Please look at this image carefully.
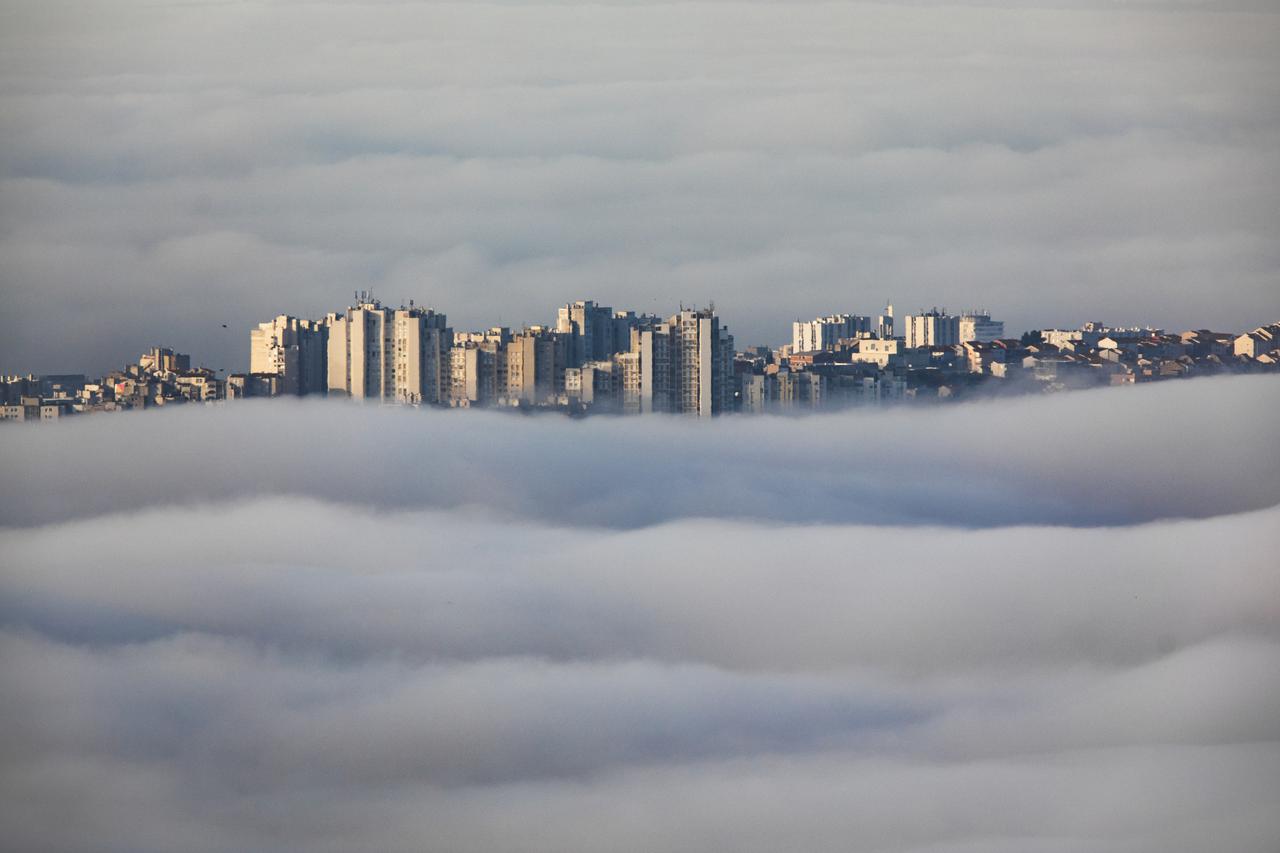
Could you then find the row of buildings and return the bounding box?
[5,300,1278,422]
[237,296,737,416]
[1,347,224,421]
[790,306,1004,353]
[736,320,1280,410]
[188,307,1280,413]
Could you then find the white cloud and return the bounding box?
[2,502,1278,851]
[3,374,1278,529]
[1,378,1278,851]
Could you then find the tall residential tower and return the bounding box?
[249,315,329,395]
[327,295,451,404]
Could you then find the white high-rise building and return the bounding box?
[618,322,673,415]
[792,314,873,353]
[249,315,328,396]
[958,312,1005,343]
[502,327,569,405]
[327,295,451,404]
[903,309,960,348]
[671,308,735,417]
[556,300,621,367]
[617,308,734,416]
[448,339,501,407]
[877,303,895,339]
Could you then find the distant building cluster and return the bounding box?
[2,346,222,422]
[4,299,1278,424]
[234,295,736,416]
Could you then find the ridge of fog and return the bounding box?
[2,375,1277,529]
[3,499,1277,673]
[1,497,1277,851]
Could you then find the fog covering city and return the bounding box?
[2,376,1278,852]
[2,0,1279,849]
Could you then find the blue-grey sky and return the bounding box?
[1,0,1278,373]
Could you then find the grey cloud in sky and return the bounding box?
[1,0,1278,372]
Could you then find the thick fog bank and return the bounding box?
[2,375,1278,530]
[1,502,1277,853]
[2,374,1277,852]
[3,499,1278,673]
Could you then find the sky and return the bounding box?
[2,376,1279,852]
[1,0,1279,374]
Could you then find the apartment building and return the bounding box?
[326,296,451,403]
[250,315,329,396]
[792,314,873,353]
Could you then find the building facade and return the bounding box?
[619,323,674,414]
[448,339,502,407]
[616,309,734,416]
[502,327,569,405]
[249,315,329,396]
[327,298,451,403]
[792,314,873,353]
[903,309,961,349]
[557,300,616,367]
[958,312,1005,344]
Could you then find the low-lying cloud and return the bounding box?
[2,377,1279,851]
[3,376,1279,530]
[2,506,1278,850]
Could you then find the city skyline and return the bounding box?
[5,291,1276,422]
[3,288,1272,378]
[5,288,1279,378]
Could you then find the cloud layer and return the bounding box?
[2,504,1278,851]
[2,377,1279,851]
[3,375,1278,530]
[2,0,1279,372]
